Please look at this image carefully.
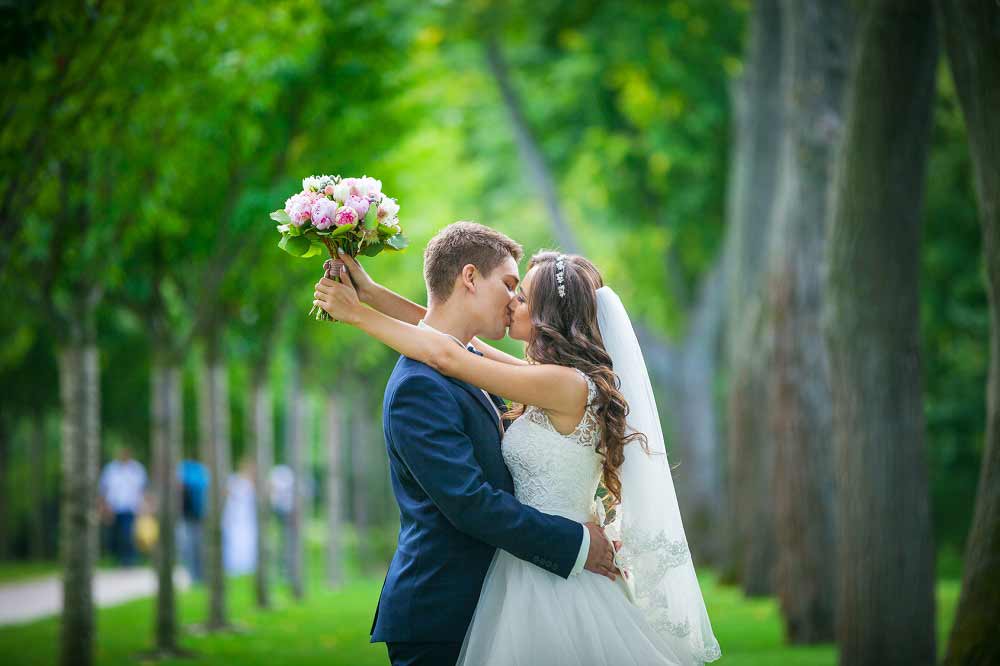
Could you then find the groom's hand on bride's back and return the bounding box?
[584,522,618,581]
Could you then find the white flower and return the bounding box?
[333,180,352,203]
[360,176,382,198]
[302,176,321,192]
[376,197,400,223]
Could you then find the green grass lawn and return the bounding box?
[0,561,961,666]
[0,560,61,585]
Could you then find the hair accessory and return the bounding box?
[555,254,567,298]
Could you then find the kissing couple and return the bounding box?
[313,221,721,666]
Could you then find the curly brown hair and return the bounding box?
[505,251,647,512]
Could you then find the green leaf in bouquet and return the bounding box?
[329,223,356,239]
[363,205,378,228]
[270,209,291,223]
[377,223,398,237]
[361,242,385,257]
[286,223,303,237]
[302,240,325,258]
[386,233,408,251]
[278,234,312,257]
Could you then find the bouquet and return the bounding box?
[270,174,407,320]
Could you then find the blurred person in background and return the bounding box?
[98,447,147,567]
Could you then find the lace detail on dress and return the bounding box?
[501,370,603,522]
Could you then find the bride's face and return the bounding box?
[507,266,537,342]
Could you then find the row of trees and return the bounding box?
[712,1,998,663]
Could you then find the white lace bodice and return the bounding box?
[502,369,602,523]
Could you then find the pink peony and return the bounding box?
[284,192,315,226]
[376,197,400,222]
[334,205,358,227]
[346,195,370,221]
[311,197,339,230]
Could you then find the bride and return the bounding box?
[314,249,721,665]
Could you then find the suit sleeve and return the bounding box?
[387,374,584,578]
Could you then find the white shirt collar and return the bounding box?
[418,320,475,352]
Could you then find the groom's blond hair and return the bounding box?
[423,221,523,303]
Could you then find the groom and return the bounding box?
[345,222,617,666]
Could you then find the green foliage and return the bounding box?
[921,66,988,553]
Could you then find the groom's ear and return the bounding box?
[459,263,478,294]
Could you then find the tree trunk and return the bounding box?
[29,409,49,560]
[199,339,230,630]
[721,0,785,595]
[767,0,852,643]
[150,360,182,653]
[824,1,938,663]
[351,385,372,569]
[58,341,100,666]
[0,414,8,561]
[325,395,344,587]
[653,263,727,566]
[937,2,1000,663]
[483,36,581,255]
[285,355,305,600]
[251,371,273,609]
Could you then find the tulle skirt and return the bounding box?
[457,549,684,666]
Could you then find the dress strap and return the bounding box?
[573,368,598,407]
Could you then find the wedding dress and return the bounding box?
[457,367,720,665]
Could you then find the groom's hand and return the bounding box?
[583,522,618,581]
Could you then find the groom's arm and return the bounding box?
[387,374,591,578]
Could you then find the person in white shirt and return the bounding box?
[99,447,147,566]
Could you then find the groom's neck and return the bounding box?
[423,302,478,346]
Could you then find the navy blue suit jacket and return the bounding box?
[370,353,584,643]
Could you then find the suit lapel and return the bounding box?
[445,376,503,436]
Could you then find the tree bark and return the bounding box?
[58,341,100,666]
[653,262,727,566]
[150,360,182,653]
[351,385,372,569]
[824,1,938,663]
[720,0,785,595]
[483,36,581,255]
[285,355,305,601]
[0,414,8,561]
[251,371,273,609]
[936,2,1000,664]
[29,409,49,560]
[767,0,852,643]
[199,338,230,630]
[325,395,344,587]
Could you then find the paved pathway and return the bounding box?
[0,567,190,626]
